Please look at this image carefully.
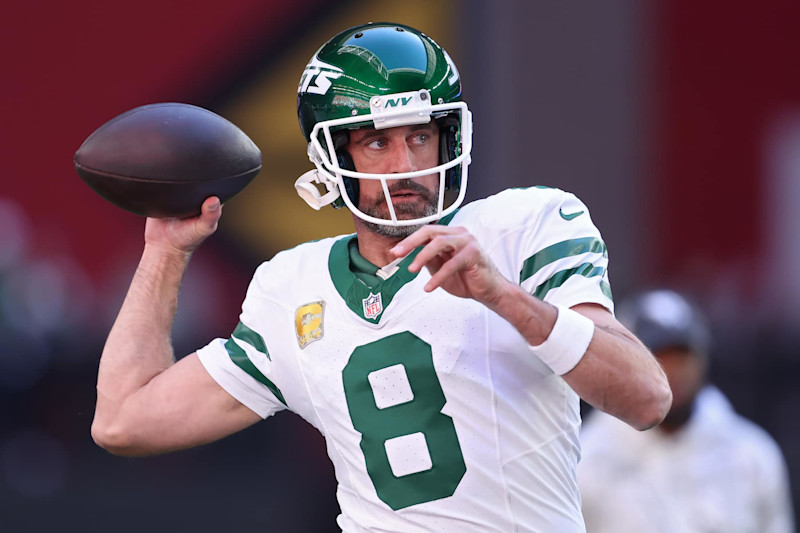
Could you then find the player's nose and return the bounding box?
[387,143,416,174]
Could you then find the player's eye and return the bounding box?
[412,132,430,145]
[366,138,386,150]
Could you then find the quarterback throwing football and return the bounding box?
[91,23,671,532]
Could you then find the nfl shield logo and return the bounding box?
[362,292,383,320]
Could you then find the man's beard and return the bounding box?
[658,397,696,433]
[358,179,439,238]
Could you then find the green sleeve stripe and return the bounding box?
[224,337,286,406]
[232,321,270,360]
[520,237,607,283]
[600,280,613,301]
[532,262,607,300]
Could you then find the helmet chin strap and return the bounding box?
[294,169,341,210]
[376,254,408,279]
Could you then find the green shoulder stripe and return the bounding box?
[520,237,606,283]
[225,326,286,406]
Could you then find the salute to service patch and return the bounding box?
[296,301,325,348]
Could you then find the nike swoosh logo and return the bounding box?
[559,208,584,221]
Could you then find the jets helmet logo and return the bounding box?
[298,56,343,96]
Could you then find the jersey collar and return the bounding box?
[328,211,458,324]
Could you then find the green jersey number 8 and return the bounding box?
[342,331,466,510]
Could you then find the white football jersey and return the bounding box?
[578,386,795,533]
[198,187,613,532]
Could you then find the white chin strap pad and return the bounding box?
[294,169,341,210]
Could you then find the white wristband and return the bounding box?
[529,306,595,375]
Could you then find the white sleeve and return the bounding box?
[197,338,286,419]
[197,262,289,419]
[516,189,614,312]
[754,435,795,533]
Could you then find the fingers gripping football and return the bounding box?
[144,197,223,256]
[392,226,511,303]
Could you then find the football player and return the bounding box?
[91,23,671,532]
[579,290,794,532]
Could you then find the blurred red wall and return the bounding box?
[1,0,315,281]
[655,0,800,291]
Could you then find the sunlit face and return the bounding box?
[344,122,440,238]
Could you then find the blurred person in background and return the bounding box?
[90,22,672,531]
[578,289,794,532]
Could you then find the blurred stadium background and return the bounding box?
[2,0,798,530]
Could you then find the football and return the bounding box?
[74,103,261,218]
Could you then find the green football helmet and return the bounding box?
[295,22,472,226]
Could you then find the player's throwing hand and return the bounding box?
[144,196,223,257]
[391,225,512,305]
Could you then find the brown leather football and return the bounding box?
[74,103,261,218]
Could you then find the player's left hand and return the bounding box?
[390,225,513,305]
